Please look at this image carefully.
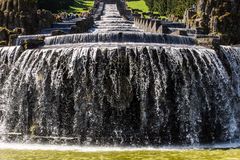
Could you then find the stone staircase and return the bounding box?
[133,15,220,47]
[15,0,105,46]
[16,16,95,45]
[41,22,76,34]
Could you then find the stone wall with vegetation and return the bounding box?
[143,0,196,17]
[185,0,240,44]
[0,0,55,34]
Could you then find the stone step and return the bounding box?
[162,22,186,28]
[63,18,84,23]
[51,22,75,28]
[41,28,71,34]
[196,35,220,46]
[168,27,196,35]
[16,34,51,45]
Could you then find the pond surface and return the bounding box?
[0,149,240,160]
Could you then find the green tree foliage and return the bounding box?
[144,0,196,17]
[37,0,74,12]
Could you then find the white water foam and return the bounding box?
[0,143,179,152]
[0,142,240,152]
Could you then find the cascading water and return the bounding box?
[0,44,240,145]
[0,2,240,147]
[16,34,51,45]
[44,4,195,46]
[0,46,23,134]
[92,4,140,32]
[44,32,196,45]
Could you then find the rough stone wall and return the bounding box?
[0,0,54,34]
[0,0,38,33]
[185,0,240,44]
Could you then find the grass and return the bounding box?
[69,0,94,13]
[126,0,149,13]
[1,149,240,160]
[126,0,167,19]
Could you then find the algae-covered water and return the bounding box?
[1,149,240,160]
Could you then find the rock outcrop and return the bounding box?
[184,0,240,44]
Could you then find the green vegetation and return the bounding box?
[1,149,240,160]
[37,0,94,13]
[69,0,94,13]
[126,0,167,19]
[144,0,196,17]
[127,0,149,13]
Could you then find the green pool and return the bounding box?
[1,149,240,160]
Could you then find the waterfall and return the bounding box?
[0,2,240,147]
[0,44,239,145]
[44,4,195,46]
[0,46,23,134]
[92,4,139,33]
[16,34,51,45]
[44,33,196,45]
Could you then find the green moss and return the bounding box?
[0,149,240,160]
[218,12,231,22]
[0,27,10,34]
[0,40,7,46]
[30,123,39,136]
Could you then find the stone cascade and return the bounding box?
[0,0,240,148]
[44,3,196,46]
[44,32,196,45]
[14,0,105,46]
[16,17,95,45]
[183,0,240,45]
[0,44,240,145]
[93,4,140,33]
[134,16,196,37]
[41,17,94,34]
[39,0,105,36]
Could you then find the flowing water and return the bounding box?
[92,4,140,33]
[0,2,240,150]
[44,4,195,45]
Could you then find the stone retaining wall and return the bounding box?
[116,0,133,20]
[134,16,192,37]
[134,17,168,34]
[91,1,104,20]
[71,17,94,33]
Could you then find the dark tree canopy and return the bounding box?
[37,0,74,12]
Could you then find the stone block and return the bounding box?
[0,27,9,41]
[171,30,188,36]
[157,25,170,34]
[51,30,66,36]
[22,39,44,49]
[8,33,18,45]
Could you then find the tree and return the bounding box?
[144,0,197,17]
[37,0,74,12]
